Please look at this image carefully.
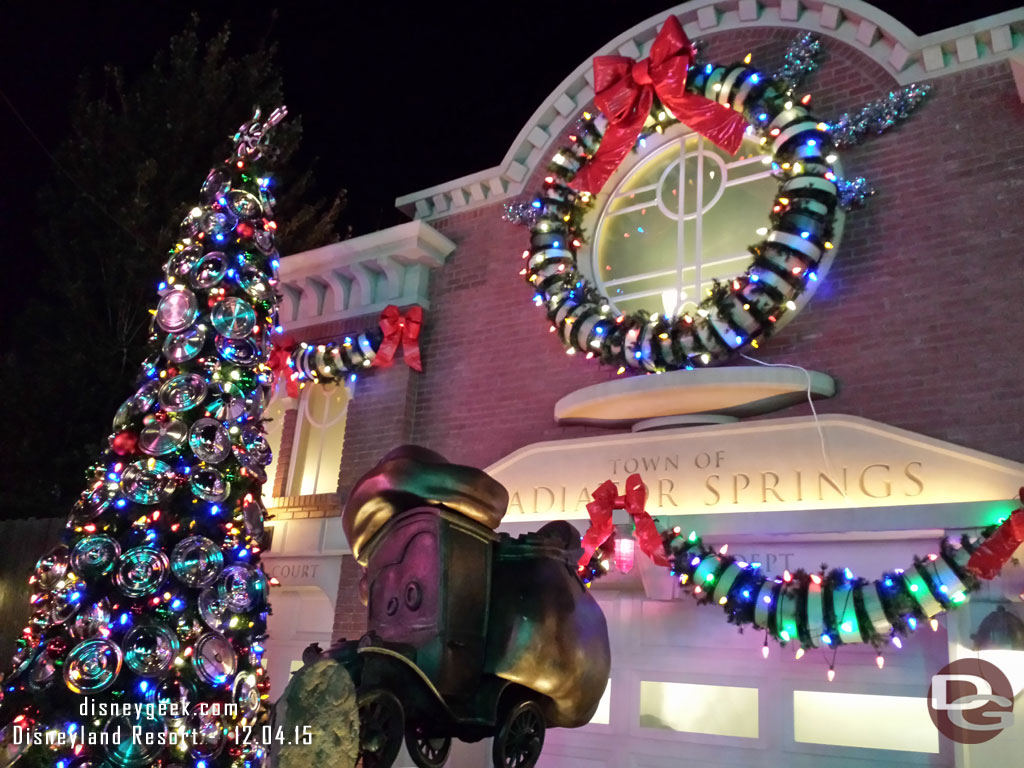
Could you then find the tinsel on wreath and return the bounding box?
[835,176,876,209]
[829,84,932,148]
[502,200,540,228]
[0,109,288,768]
[770,32,824,93]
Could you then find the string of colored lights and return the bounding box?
[581,509,1022,681]
[523,52,842,373]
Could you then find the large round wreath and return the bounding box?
[524,27,841,373]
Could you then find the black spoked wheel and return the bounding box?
[405,724,452,768]
[357,688,404,768]
[492,700,545,768]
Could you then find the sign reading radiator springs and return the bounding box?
[486,416,1024,522]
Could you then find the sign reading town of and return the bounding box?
[486,416,1024,529]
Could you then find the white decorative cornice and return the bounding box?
[395,0,1024,221]
[277,220,455,331]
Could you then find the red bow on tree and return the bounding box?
[266,336,300,398]
[967,489,1024,580]
[373,305,424,371]
[570,15,748,194]
[578,473,670,569]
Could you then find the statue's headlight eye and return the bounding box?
[405,581,422,611]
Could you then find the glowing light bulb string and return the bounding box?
[267,304,425,398]
[578,474,1024,662]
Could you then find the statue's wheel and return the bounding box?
[405,723,451,768]
[356,688,404,768]
[492,699,545,768]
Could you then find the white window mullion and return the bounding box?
[674,139,687,315]
[694,137,705,307]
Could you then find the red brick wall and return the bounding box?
[409,30,1024,466]
[325,29,1024,637]
[336,363,416,500]
[332,554,368,642]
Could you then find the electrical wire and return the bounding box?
[739,352,849,501]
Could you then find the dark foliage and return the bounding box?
[0,16,344,518]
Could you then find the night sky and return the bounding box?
[0,1,1018,517]
[2,1,1020,249]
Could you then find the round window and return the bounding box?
[589,130,780,318]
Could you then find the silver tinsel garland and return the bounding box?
[771,32,823,94]
[690,38,710,70]
[503,199,540,227]
[828,84,931,148]
[835,176,876,210]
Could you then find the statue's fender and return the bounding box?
[485,546,611,728]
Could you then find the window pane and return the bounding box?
[313,385,349,495]
[639,681,758,738]
[618,144,675,194]
[291,387,319,496]
[291,384,349,497]
[699,175,777,268]
[793,690,938,753]
[605,272,678,299]
[594,132,775,318]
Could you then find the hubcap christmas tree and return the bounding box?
[0,107,288,768]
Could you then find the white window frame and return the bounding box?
[594,132,775,316]
[285,382,351,497]
[579,123,846,332]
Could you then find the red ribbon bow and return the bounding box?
[966,488,1024,580]
[373,305,424,371]
[570,16,747,194]
[266,336,301,399]
[578,473,670,569]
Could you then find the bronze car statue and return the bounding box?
[321,445,611,768]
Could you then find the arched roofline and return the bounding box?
[396,0,1024,220]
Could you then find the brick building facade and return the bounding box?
[260,2,1024,765]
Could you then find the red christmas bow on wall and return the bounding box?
[578,473,670,569]
[265,305,425,398]
[966,489,1024,580]
[266,336,300,398]
[373,305,423,371]
[570,15,748,195]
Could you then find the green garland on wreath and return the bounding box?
[524,57,844,373]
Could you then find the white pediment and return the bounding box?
[486,415,1024,533]
[278,220,454,330]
